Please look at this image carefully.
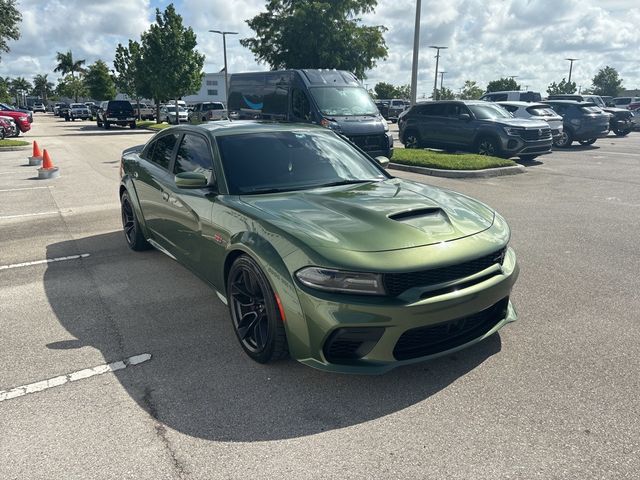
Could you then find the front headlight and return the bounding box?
[19,116,28,121]
[296,267,385,295]
[504,126,524,136]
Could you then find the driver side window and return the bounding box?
[292,89,311,121]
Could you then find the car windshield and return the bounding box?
[580,106,602,113]
[71,104,84,108]
[468,104,512,119]
[309,87,379,116]
[204,103,224,110]
[218,130,388,195]
[166,107,186,112]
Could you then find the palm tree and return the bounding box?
[9,77,32,106]
[32,74,54,102]
[54,50,86,79]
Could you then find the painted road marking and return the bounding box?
[0,211,59,220]
[0,353,152,402]
[0,253,90,271]
[0,186,51,193]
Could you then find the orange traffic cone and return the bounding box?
[37,149,60,179]
[28,140,44,166]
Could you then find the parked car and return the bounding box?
[0,103,33,123]
[188,102,227,123]
[631,109,640,130]
[53,102,66,116]
[546,94,633,136]
[375,100,390,119]
[399,100,552,160]
[57,104,71,118]
[96,100,137,129]
[0,116,16,139]
[0,110,30,135]
[159,105,188,124]
[480,91,542,102]
[497,101,564,142]
[130,102,155,121]
[32,103,46,113]
[119,121,519,373]
[65,103,91,121]
[610,97,640,108]
[543,100,610,147]
[228,69,393,159]
[387,98,410,121]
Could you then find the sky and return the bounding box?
[1,0,639,97]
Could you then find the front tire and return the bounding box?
[130,122,136,129]
[613,128,630,137]
[120,191,151,251]
[227,255,288,364]
[476,136,501,156]
[403,131,421,149]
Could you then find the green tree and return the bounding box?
[460,80,483,100]
[486,77,520,93]
[241,0,387,79]
[546,78,577,95]
[590,66,623,97]
[56,75,87,102]
[137,4,204,123]
[434,87,455,100]
[374,82,397,99]
[0,0,21,62]
[0,76,12,102]
[32,74,54,102]
[395,84,411,99]
[84,60,116,101]
[54,50,86,79]
[9,76,31,106]
[114,40,143,118]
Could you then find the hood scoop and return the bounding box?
[389,208,442,221]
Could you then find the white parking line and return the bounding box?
[0,211,59,220]
[0,253,90,270]
[0,353,152,402]
[0,186,51,193]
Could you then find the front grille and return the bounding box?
[324,327,385,364]
[349,134,386,151]
[393,297,509,360]
[382,248,505,297]
[521,128,551,140]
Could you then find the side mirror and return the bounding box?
[459,113,471,121]
[374,156,390,168]
[175,172,209,188]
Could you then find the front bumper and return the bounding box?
[500,134,553,156]
[287,245,518,374]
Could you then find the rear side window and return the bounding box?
[108,101,133,112]
[520,92,542,102]
[527,106,556,116]
[420,103,447,116]
[483,93,508,102]
[149,133,179,170]
[174,134,214,176]
[501,105,518,113]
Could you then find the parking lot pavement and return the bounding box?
[1,115,639,479]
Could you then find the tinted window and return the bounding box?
[149,133,178,170]
[292,89,311,120]
[468,104,512,119]
[548,104,566,114]
[520,92,542,102]
[309,87,378,116]
[501,105,518,113]
[218,131,387,194]
[421,103,447,116]
[527,106,556,116]
[108,101,133,112]
[174,134,214,176]
[484,94,508,102]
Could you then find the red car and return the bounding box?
[0,109,31,135]
[628,102,640,111]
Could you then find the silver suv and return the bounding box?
[398,100,553,160]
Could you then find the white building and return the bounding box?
[183,72,227,105]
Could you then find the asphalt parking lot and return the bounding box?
[1,115,639,479]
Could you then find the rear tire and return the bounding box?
[120,191,151,251]
[227,255,289,364]
[613,128,630,137]
[554,129,573,148]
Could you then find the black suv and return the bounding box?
[398,100,552,160]
[547,94,633,137]
[543,100,610,147]
[96,100,136,129]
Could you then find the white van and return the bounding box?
[480,91,542,102]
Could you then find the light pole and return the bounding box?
[209,30,238,109]
[439,71,446,91]
[566,58,578,84]
[429,45,447,100]
[410,0,422,105]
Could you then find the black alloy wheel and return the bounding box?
[403,131,420,149]
[120,191,151,251]
[227,255,288,363]
[578,138,597,146]
[553,129,573,148]
[477,136,500,156]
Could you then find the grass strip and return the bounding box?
[392,148,517,170]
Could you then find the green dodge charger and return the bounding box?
[119,121,519,374]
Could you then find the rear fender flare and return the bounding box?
[119,176,150,239]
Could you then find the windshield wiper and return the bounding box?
[311,179,380,189]
[241,185,312,195]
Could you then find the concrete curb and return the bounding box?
[0,145,31,152]
[389,162,526,179]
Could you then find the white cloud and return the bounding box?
[1,0,638,95]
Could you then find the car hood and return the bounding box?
[239,178,495,252]
[326,115,388,135]
[484,117,550,129]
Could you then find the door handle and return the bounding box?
[162,192,169,201]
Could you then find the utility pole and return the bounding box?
[410,0,421,105]
[439,71,446,91]
[209,30,238,110]
[566,58,578,84]
[430,46,447,100]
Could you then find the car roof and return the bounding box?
[413,100,486,106]
[542,100,595,105]
[165,120,326,137]
[497,101,549,107]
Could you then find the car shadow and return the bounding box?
[43,231,503,442]
[514,158,544,167]
[564,144,601,151]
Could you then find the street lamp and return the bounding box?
[429,46,447,100]
[566,58,578,84]
[209,30,238,109]
[409,0,422,105]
